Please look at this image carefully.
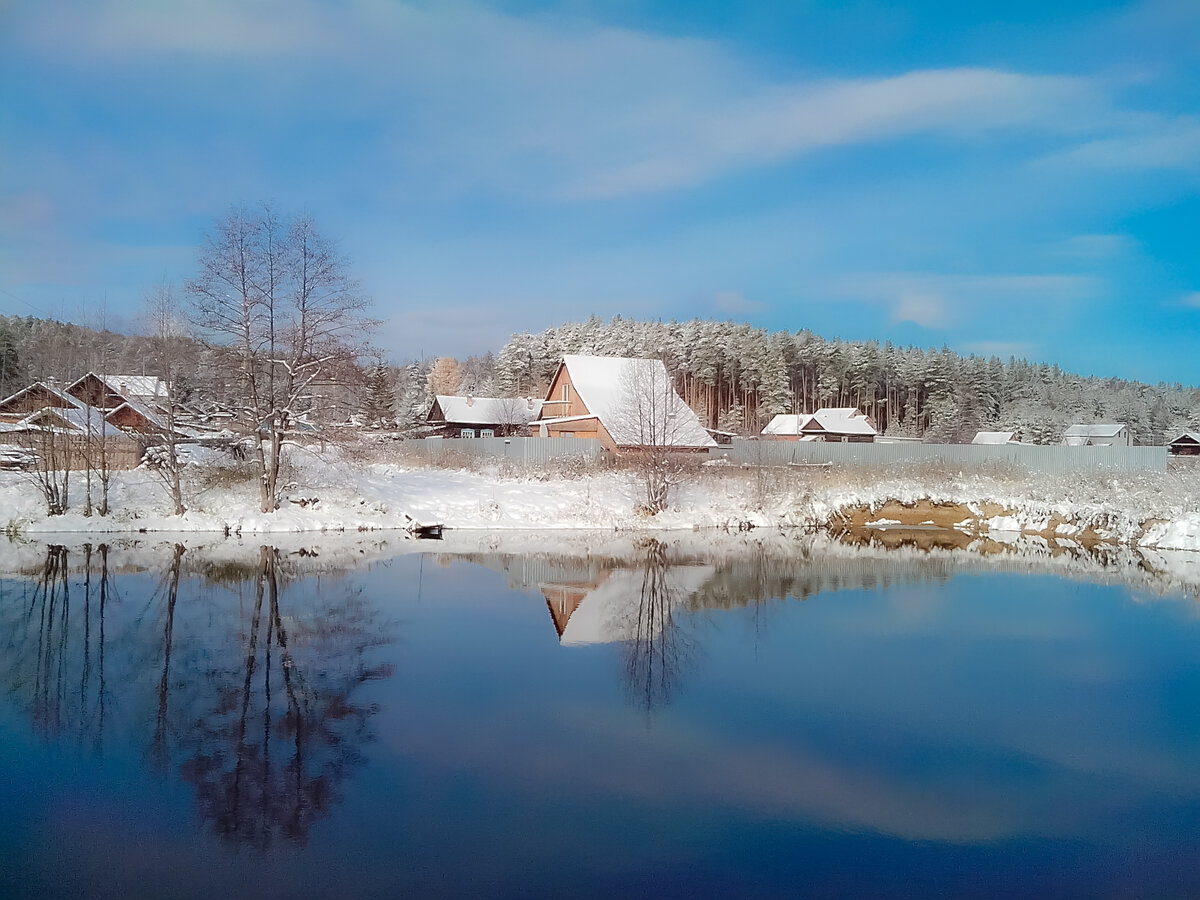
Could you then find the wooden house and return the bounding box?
[1169,432,1200,456]
[0,382,83,423]
[761,408,877,443]
[426,395,544,438]
[0,405,142,469]
[534,355,714,452]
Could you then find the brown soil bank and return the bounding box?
[829,498,1119,548]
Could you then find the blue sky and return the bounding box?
[1,1,1199,381]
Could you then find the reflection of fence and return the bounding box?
[423,435,602,464]
[729,439,1167,474]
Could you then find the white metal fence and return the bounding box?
[423,435,602,464]
[727,439,1167,474]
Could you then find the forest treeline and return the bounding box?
[4,313,1198,445]
[491,316,1200,444]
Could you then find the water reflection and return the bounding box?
[3,531,1200,897]
[0,542,392,850]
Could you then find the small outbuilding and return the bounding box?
[1169,432,1200,456]
[1062,423,1131,447]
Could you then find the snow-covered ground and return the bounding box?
[1,446,1198,553]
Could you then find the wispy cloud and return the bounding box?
[1037,117,1200,170]
[833,273,1098,331]
[712,291,764,315]
[6,1,1153,201]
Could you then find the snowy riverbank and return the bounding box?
[1,449,1199,552]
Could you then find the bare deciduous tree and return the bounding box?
[617,359,696,515]
[493,395,535,436]
[144,283,188,515]
[188,206,373,512]
[18,418,76,515]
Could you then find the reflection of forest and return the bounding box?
[449,534,1200,714]
[0,544,392,849]
[457,532,1200,627]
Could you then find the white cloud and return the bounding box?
[712,291,764,315]
[1037,117,1200,171]
[834,273,1098,331]
[892,291,948,329]
[9,1,1141,200]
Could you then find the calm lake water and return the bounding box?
[3,533,1200,899]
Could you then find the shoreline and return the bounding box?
[3,460,1199,553]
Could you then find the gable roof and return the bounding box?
[552,355,714,447]
[18,406,125,438]
[1169,432,1200,445]
[108,397,168,430]
[972,431,1017,444]
[0,382,85,415]
[806,407,877,436]
[762,414,812,435]
[1064,423,1126,437]
[105,374,167,399]
[432,395,543,426]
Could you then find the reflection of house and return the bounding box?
[534,355,714,452]
[1169,432,1200,456]
[761,408,877,443]
[539,565,714,645]
[1062,423,1131,447]
[972,431,1022,445]
[426,395,544,438]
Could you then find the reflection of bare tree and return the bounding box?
[622,540,695,716]
[179,546,391,849]
[0,542,392,850]
[151,543,185,772]
[0,544,111,750]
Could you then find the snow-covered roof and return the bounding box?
[109,397,168,430]
[807,407,878,436]
[972,431,1017,445]
[104,374,167,399]
[762,414,812,435]
[433,395,543,426]
[20,406,126,438]
[0,382,85,413]
[555,355,715,448]
[1064,423,1126,437]
[1170,432,1200,445]
[558,565,715,646]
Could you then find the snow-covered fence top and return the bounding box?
[424,435,602,464]
[729,439,1167,474]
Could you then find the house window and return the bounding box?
[461,428,475,439]
[480,428,494,438]
[561,383,570,402]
